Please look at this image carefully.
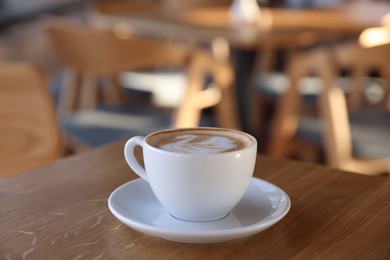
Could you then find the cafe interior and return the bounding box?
[2,0,390,258]
[1,0,389,177]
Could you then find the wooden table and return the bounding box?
[90,1,390,48]
[1,139,390,259]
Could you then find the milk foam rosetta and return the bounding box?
[149,130,251,154]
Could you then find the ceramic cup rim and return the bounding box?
[143,127,257,156]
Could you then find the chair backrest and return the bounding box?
[45,21,188,74]
[0,63,62,178]
[331,42,390,110]
[269,41,390,175]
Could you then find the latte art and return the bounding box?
[160,134,238,154]
[147,129,252,154]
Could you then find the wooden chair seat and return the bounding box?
[296,108,390,159]
[255,73,387,104]
[119,69,187,108]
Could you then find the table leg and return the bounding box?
[231,48,260,136]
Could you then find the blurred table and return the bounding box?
[90,1,390,48]
[1,139,390,258]
[0,0,91,26]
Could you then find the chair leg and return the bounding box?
[102,73,124,106]
[382,67,390,112]
[215,82,241,130]
[267,79,300,158]
[62,133,92,155]
[289,140,322,163]
[213,57,241,130]
[173,95,201,128]
[57,69,81,117]
[79,72,98,110]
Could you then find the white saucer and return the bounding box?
[108,177,291,243]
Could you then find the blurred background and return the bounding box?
[1,0,390,177]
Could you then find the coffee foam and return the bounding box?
[148,129,252,154]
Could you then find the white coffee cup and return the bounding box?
[124,127,257,222]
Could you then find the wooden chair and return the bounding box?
[268,41,390,175]
[251,30,354,150]
[44,21,240,151]
[0,63,62,178]
[45,20,188,114]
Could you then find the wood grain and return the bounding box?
[1,140,389,259]
[0,63,62,178]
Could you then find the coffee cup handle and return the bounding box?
[124,136,149,182]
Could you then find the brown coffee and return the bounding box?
[147,128,252,154]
